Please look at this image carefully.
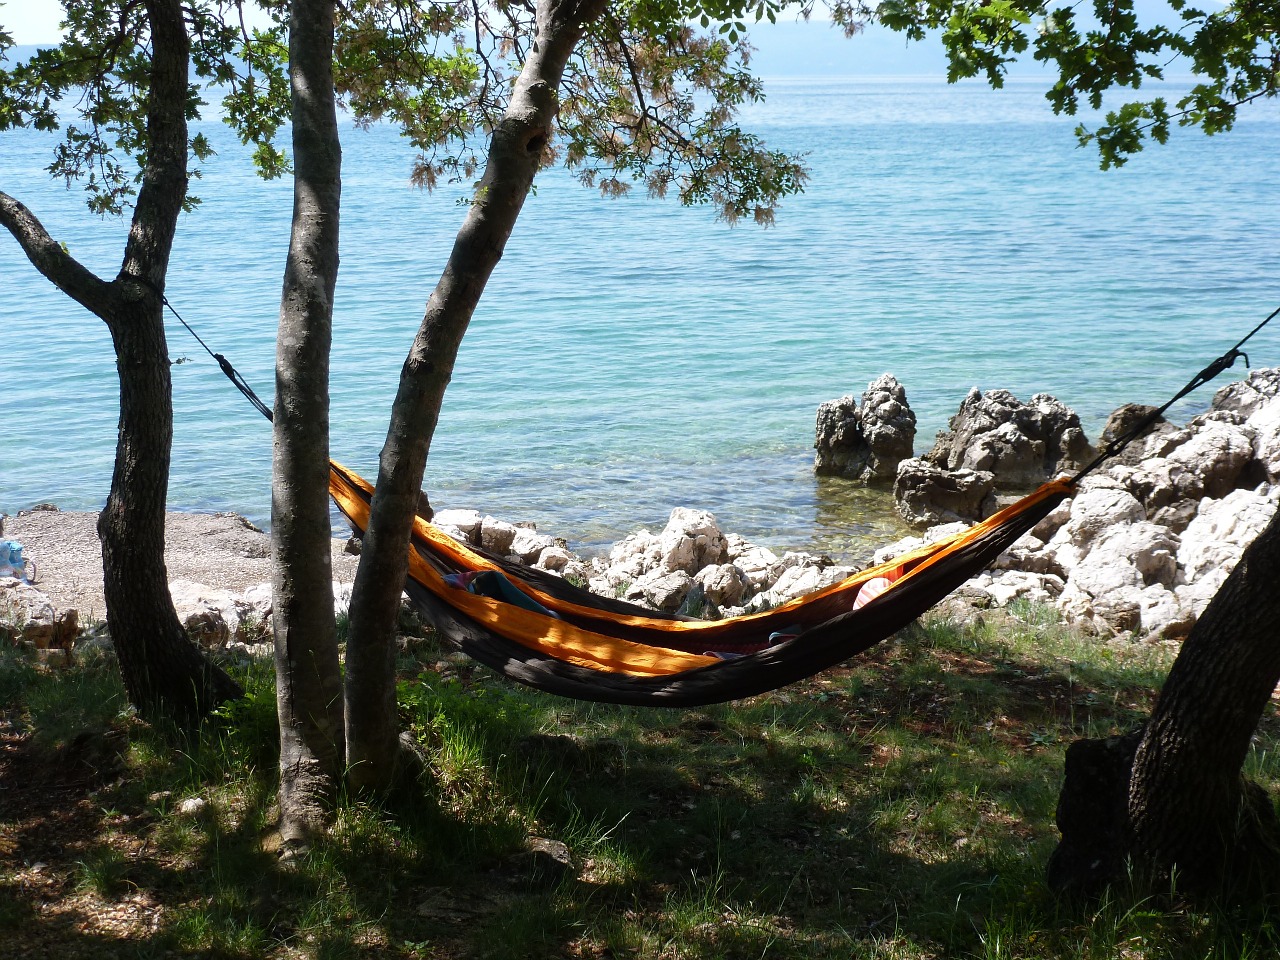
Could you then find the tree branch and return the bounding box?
[0,191,112,316]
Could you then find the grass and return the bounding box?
[2,604,1279,959]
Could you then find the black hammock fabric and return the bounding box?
[329,462,1072,707]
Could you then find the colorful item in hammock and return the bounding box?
[852,573,901,610]
[444,569,561,619]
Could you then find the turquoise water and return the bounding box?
[3,77,1279,560]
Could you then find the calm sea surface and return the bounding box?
[3,77,1279,562]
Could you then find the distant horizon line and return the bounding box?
[2,44,1207,84]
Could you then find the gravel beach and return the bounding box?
[3,508,360,620]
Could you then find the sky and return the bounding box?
[1,0,954,77]
[2,0,1200,78]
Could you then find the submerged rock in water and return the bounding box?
[893,458,996,527]
[814,373,916,484]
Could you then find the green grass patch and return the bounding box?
[2,610,1276,959]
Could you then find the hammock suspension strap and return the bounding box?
[1071,303,1279,483]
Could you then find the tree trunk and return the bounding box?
[343,0,608,792]
[271,0,345,845]
[1048,505,1280,901]
[99,290,244,726]
[2,0,242,727]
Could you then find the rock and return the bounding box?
[814,374,916,483]
[872,521,969,565]
[627,571,693,612]
[169,579,274,647]
[894,458,996,526]
[959,570,1065,607]
[535,546,575,572]
[656,508,728,574]
[725,535,779,591]
[692,563,750,608]
[992,535,1067,578]
[509,527,556,565]
[1163,416,1255,500]
[813,394,860,475]
[1067,521,1179,596]
[434,522,469,545]
[1245,393,1280,484]
[433,509,483,543]
[765,563,824,603]
[925,388,1093,488]
[1177,487,1279,594]
[1043,479,1145,573]
[560,559,593,586]
[480,516,518,555]
[0,581,80,650]
[509,837,576,889]
[177,796,210,818]
[1137,585,1196,641]
[1212,366,1280,418]
[1095,403,1174,466]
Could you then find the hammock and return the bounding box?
[329,461,1072,706]
[163,285,1276,707]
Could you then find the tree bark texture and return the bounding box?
[2,0,242,726]
[1049,505,1280,901]
[343,0,608,792]
[272,0,345,843]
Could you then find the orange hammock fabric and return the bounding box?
[329,462,1072,705]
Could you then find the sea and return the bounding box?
[3,71,1280,564]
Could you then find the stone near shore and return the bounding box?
[893,459,996,526]
[923,388,1094,489]
[895,368,1280,639]
[6,368,1278,657]
[814,374,916,484]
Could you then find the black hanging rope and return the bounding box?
[123,273,275,423]
[1071,303,1280,483]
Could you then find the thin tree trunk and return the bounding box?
[343,0,608,792]
[272,0,345,845]
[1049,505,1280,900]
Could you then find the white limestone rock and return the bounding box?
[656,508,728,574]
[480,516,519,555]
[1044,479,1146,573]
[510,527,557,565]
[693,563,750,608]
[959,571,1064,607]
[1212,367,1280,418]
[630,570,693,612]
[536,546,575,573]
[726,534,780,591]
[433,509,483,543]
[1177,487,1279,584]
[1246,397,1280,483]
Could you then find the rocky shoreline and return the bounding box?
[3,368,1278,655]
[816,366,1280,640]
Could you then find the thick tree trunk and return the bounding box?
[3,0,242,727]
[343,0,608,791]
[271,0,345,845]
[99,291,244,726]
[1048,505,1280,901]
